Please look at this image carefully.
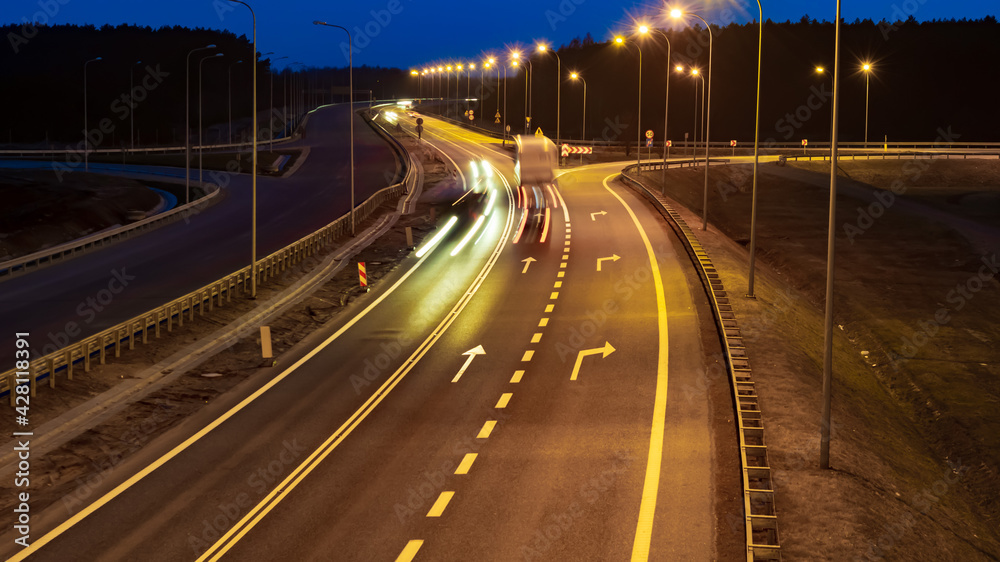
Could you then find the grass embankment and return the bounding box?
[634,158,1000,559]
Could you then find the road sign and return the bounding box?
[526,116,531,123]
[505,125,511,133]
[561,144,593,157]
[469,110,474,116]
[495,117,500,124]
[416,117,424,125]
[666,140,672,147]
[645,129,654,139]
[358,262,367,289]
[470,115,474,121]
[801,139,808,146]
[535,127,544,137]
[495,111,501,119]
[646,139,653,147]
[730,140,737,147]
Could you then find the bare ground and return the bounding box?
[0,169,164,261]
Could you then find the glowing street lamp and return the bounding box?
[314,20,356,239]
[614,35,643,168]
[671,7,714,231]
[862,62,873,145]
[637,23,674,189]
[569,72,587,156]
[537,43,561,145]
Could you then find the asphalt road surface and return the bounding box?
[1,113,740,560]
[0,103,398,368]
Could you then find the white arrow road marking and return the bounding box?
[452,345,486,382]
[521,257,536,273]
[596,254,620,271]
[590,211,607,221]
[570,342,616,380]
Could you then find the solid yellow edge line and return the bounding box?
[600,174,670,562]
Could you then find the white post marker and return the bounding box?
[570,342,616,380]
[596,254,620,271]
[452,345,486,383]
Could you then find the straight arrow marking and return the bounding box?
[452,345,486,383]
[570,342,616,380]
[521,257,536,273]
[596,254,621,271]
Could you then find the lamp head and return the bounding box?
[638,25,649,34]
[670,8,683,18]
[570,72,579,79]
[614,36,624,45]
[313,20,326,25]
[537,44,547,52]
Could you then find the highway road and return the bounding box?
[1,113,742,560]
[0,103,398,367]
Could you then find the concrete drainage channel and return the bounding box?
[620,163,781,561]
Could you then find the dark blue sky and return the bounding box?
[5,0,995,69]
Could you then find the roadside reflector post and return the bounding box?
[260,326,273,359]
[406,226,414,248]
[359,261,368,292]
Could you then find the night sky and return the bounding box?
[4,0,995,70]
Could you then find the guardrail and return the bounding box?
[620,162,780,561]
[1,119,413,402]
[0,182,222,281]
[776,151,1000,163]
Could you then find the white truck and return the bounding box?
[513,135,558,189]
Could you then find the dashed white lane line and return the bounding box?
[495,393,512,408]
[477,420,497,438]
[426,491,455,517]
[455,453,478,475]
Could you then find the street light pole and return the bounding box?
[614,36,642,169]
[537,44,561,145]
[820,0,843,471]
[83,56,102,172]
[314,21,356,236]
[570,72,586,160]
[673,9,713,230]
[640,26,672,191]
[185,44,215,203]
[199,53,224,184]
[226,0,257,298]
[747,0,765,298]
[863,63,871,145]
